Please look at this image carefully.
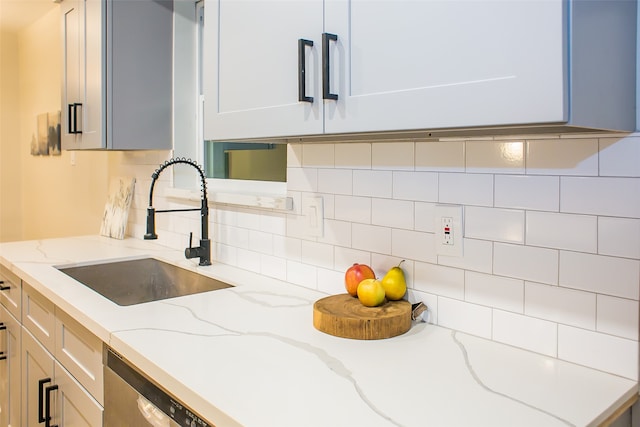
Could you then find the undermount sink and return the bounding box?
[57,258,233,306]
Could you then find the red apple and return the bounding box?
[344,263,376,297]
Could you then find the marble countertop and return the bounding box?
[0,236,637,427]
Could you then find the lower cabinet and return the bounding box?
[0,303,21,427]
[22,321,103,427]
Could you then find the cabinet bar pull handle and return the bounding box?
[38,378,52,423]
[298,39,314,103]
[73,103,83,134]
[0,323,6,330]
[45,384,59,427]
[0,280,8,291]
[322,33,338,100]
[67,104,74,134]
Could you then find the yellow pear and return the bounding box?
[381,260,407,301]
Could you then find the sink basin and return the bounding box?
[57,258,233,306]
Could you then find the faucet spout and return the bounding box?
[144,158,211,266]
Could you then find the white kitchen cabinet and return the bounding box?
[203,0,636,141]
[0,266,21,321]
[22,328,54,427]
[21,283,103,426]
[203,0,324,140]
[0,304,21,427]
[60,0,174,150]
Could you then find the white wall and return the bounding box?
[0,8,110,242]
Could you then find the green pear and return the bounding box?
[381,260,407,301]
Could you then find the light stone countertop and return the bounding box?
[0,235,637,427]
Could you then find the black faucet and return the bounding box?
[144,157,211,266]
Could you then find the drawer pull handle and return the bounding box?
[0,352,6,361]
[38,378,52,423]
[45,384,59,427]
[298,38,314,103]
[0,281,9,291]
[322,32,338,100]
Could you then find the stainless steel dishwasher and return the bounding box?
[104,346,213,427]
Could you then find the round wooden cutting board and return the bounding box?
[313,293,412,340]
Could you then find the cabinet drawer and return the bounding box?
[0,265,21,320]
[22,282,55,352]
[55,309,104,404]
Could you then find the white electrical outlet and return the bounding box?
[434,205,463,257]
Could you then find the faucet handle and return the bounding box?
[188,232,193,249]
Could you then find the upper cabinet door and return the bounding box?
[323,0,565,134]
[203,0,324,141]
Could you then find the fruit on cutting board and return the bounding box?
[344,263,376,297]
[357,278,386,307]
[381,260,407,301]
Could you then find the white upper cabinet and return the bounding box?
[61,0,174,150]
[204,0,324,140]
[203,0,636,141]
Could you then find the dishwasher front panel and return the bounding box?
[104,348,213,427]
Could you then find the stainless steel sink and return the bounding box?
[57,258,233,306]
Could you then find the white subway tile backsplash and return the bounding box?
[526,212,597,253]
[465,271,523,313]
[318,169,353,195]
[598,217,640,259]
[492,310,557,357]
[287,167,318,192]
[392,171,438,202]
[372,198,414,230]
[558,325,638,379]
[494,243,558,285]
[599,136,640,177]
[596,295,639,340]
[286,260,318,289]
[524,282,596,330]
[353,170,393,198]
[335,143,372,169]
[559,251,640,299]
[438,173,493,207]
[259,211,287,236]
[302,143,334,167]
[414,262,464,300]
[465,141,524,174]
[561,177,640,218]
[438,238,493,274]
[526,138,599,176]
[236,248,261,273]
[135,134,640,379]
[301,240,334,270]
[334,195,371,223]
[414,202,436,233]
[495,175,559,211]
[273,235,301,261]
[317,219,351,248]
[465,206,524,244]
[372,142,414,170]
[438,297,492,339]
[415,140,464,172]
[352,223,392,255]
[317,267,346,295]
[248,230,273,255]
[391,229,436,263]
[334,246,371,273]
[260,254,287,281]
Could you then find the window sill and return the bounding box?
[164,187,294,211]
